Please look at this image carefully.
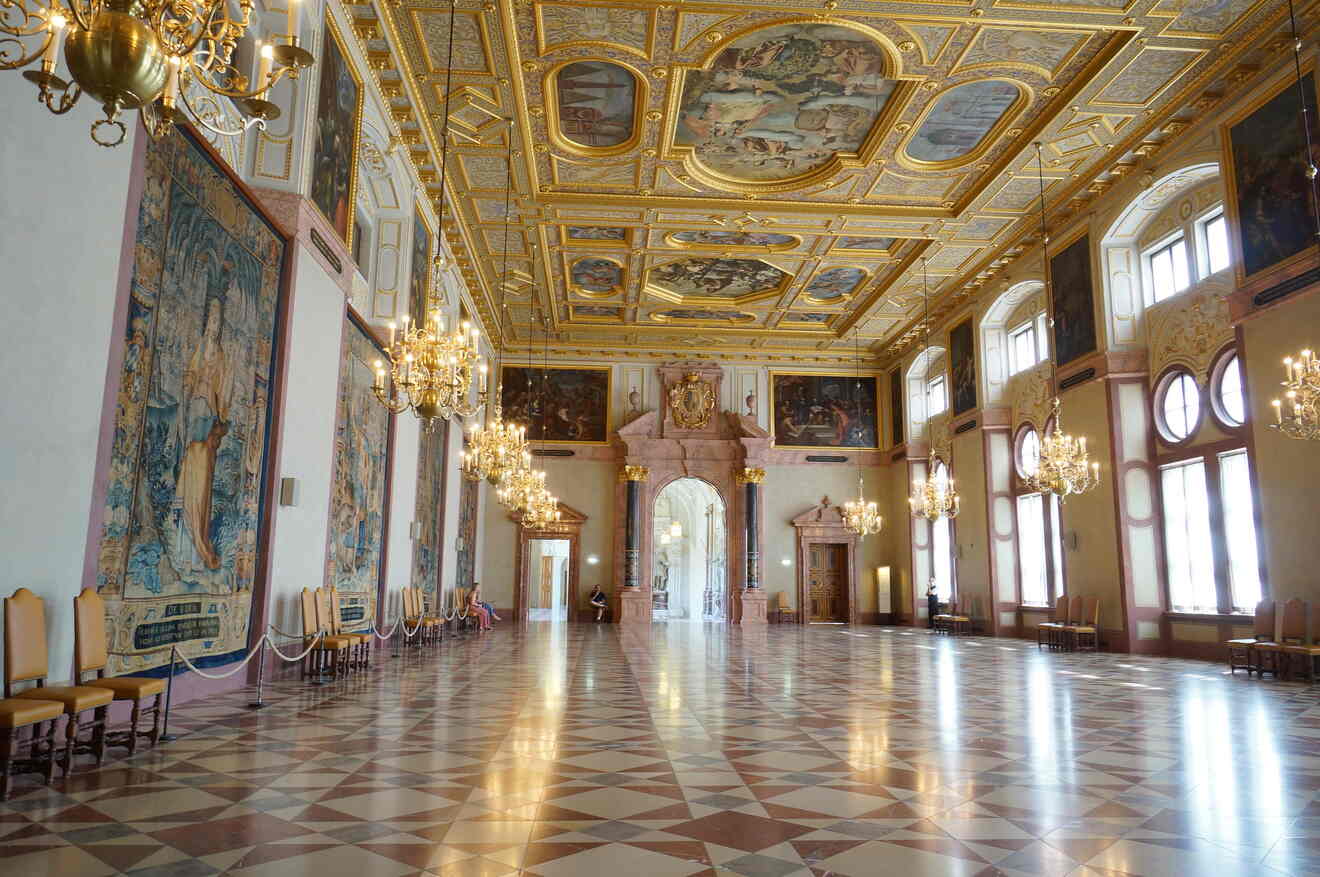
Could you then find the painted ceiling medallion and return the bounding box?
[804,266,867,301]
[569,257,624,295]
[905,80,1023,166]
[652,308,757,324]
[674,22,898,184]
[669,230,798,250]
[648,257,789,302]
[551,60,642,154]
[668,373,718,429]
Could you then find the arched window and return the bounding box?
[1156,370,1201,444]
[930,460,954,602]
[1211,349,1246,428]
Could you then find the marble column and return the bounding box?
[734,467,767,624]
[617,465,650,626]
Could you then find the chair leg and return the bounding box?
[149,693,163,747]
[93,706,108,766]
[127,700,141,757]
[1,727,13,802]
[62,713,77,776]
[41,720,57,785]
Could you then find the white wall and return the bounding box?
[0,77,134,683]
[385,416,421,620]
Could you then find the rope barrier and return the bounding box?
[171,632,324,679]
[266,624,306,641]
[267,633,328,664]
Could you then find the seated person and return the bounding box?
[467,585,492,631]
[588,585,608,622]
[472,582,501,622]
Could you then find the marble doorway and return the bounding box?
[651,477,727,622]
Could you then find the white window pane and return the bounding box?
[1206,214,1231,274]
[927,376,946,415]
[1048,494,1065,599]
[1017,494,1047,605]
[1162,460,1217,612]
[1161,373,1200,440]
[1036,314,1049,361]
[1219,450,1262,611]
[1151,247,1174,302]
[932,516,952,602]
[1171,238,1190,292]
[1218,354,1245,425]
[1019,428,1040,478]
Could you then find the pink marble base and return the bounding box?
[734,589,768,625]
[616,589,651,627]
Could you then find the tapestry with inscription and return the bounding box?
[412,420,446,602]
[95,129,287,675]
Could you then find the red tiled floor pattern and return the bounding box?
[2,623,1320,875]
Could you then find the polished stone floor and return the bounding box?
[2,623,1320,876]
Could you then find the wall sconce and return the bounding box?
[781,557,792,567]
[586,554,599,565]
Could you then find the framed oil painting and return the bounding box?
[408,200,432,323]
[1049,233,1097,367]
[500,365,611,443]
[889,366,904,447]
[325,309,393,625]
[94,128,288,675]
[310,11,363,249]
[771,373,879,449]
[949,317,977,415]
[412,420,446,602]
[1224,71,1320,281]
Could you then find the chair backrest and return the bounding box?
[328,588,345,635]
[1253,599,1276,640]
[73,588,110,674]
[1278,598,1308,643]
[300,588,318,636]
[1082,596,1100,627]
[1067,595,1085,625]
[4,587,48,687]
[1050,595,1067,622]
[314,588,335,634]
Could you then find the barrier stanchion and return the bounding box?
[159,645,179,742]
[247,637,268,710]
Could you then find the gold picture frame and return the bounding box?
[499,363,613,445]
[769,370,880,450]
[309,9,363,253]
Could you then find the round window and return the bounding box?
[1016,426,1040,479]
[1157,371,1201,443]
[1212,351,1246,427]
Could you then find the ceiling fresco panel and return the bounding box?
[647,257,790,302]
[535,2,655,58]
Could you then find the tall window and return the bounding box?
[1219,450,1262,609]
[1147,235,1191,304]
[1161,459,1217,612]
[927,375,947,416]
[1008,313,1049,375]
[1202,211,1230,275]
[930,461,953,601]
[1014,425,1064,606]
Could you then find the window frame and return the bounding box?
[1208,344,1247,431]
[1153,367,1204,447]
[1195,206,1231,278]
[1010,423,1065,608]
[926,374,948,417]
[1142,231,1191,306]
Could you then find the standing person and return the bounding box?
[467,586,492,631]
[588,585,608,622]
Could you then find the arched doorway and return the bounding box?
[651,478,727,621]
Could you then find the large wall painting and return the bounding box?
[1226,74,1320,279]
[771,373,878,449]
[412,420,446,602]
[906,81,1020,165]
[95,129,288,675]
[500,365,611,443]
[407,201,432,323]
[1050,234,1098,367]
[889,365,904,447]
[455,476,479,592]
[553,60,640,151]
[649,257,788,300]
[675,22,898,183]
[949,317,977,415]
[325,311,392,625]
[310,12,363,248]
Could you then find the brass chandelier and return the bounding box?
[517,305,559,530]
[909,258,961,522]
[3,0,314,146]
[842,329,882,538]
[461,130,531,482]
[1025,142,1099,499]
[1269,0,1320,442]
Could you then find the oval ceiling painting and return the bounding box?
[570,257,623,294]
[554,60,639,151]
[906,81,1021,165]
[804,266,866,301]
[671,230,797,249]
[675,23,897,183]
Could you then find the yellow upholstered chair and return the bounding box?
[1282,605,1320,683]
[328,587,371,669]
[1037,596,1067,650]
[4,588,113,775]
[73,588,165,756]
[300,588,352,680]
[932,599,957,635]
[0,697,63,800]
[1255,598,1307,679]
[1225,600,1276,676]
[408,587,441,646]
[949,598,972,636]
[1062,596,1101,652]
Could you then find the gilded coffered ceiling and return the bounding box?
[343,0,1296,363]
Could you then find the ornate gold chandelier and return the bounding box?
[1271,349,1320,440]
[520,485,560,530]
[494,452,544,511]
[842,328,882,538]
[3,0,313,146]
[371,311,487,430]
[1027,142,1100,499]
[909,258,961,522]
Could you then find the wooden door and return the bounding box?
[808,543,848,622]
[538,556,554,608]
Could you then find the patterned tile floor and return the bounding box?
[3,623,1320,876]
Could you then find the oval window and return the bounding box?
[1017,426,1040,479]
[1212,351,1246,427]
[906,81,1021,164]
[1157,371,1201,442]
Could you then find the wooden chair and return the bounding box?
[1062,596,1101,652]
[932,599,954,634]
[1037,596,1067,650]
[454,588,477,634]
[1225,600,1276,676]
[401,587,422,647]
[415,588,443,646]
[1282,605,1320,683]
[4,588,113,776]
[1056,595,1084,651]
[328,587,371,669]
[948,598,972,636]
[1254,598,1307,680]
[0,697,62,800]
[73,588,165,756]
[300,588,352,680]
